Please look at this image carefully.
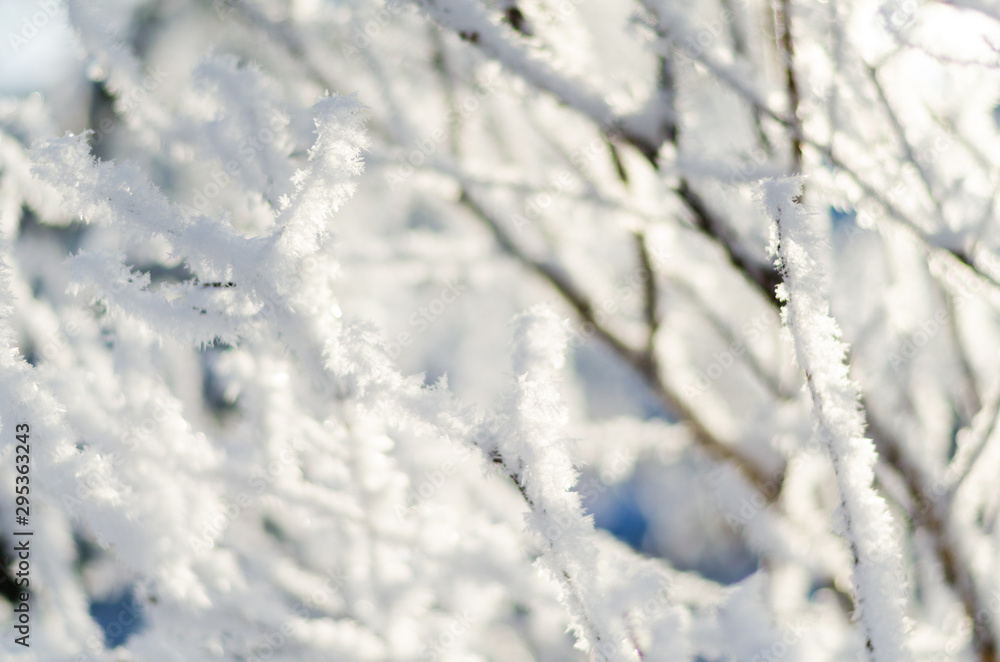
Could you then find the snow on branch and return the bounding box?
[760,178,912,662]
[27,93,368,353]
[272,94,369,259]
[28,133,267,341]
[409,0,617,128]
[473,305,689,662]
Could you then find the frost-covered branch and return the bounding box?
[763,178,912,662]
[475,306,690,661]
[3,1,1000,659]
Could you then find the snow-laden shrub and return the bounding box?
[2,0,1000,660]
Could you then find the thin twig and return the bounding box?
[457,185,782,498]
[864,402,999,662]
[668,276,793,400]
[635,232,661,355]
[865,65,945,221]
[774,0,802,171]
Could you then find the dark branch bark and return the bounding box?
[774,0,802,171]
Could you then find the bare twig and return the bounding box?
[635,232,662,354]
[774,0,802,171]
[668,276,793,400]
[865,65,945,221]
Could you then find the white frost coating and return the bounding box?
[488,306,630,659]
[479,306,690,662]
[272,94,369,259]
[410,0,617,127]
[28,93,368,355]
[15,86,595,661]
[7,1,999,658]
[761,178,912,662]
